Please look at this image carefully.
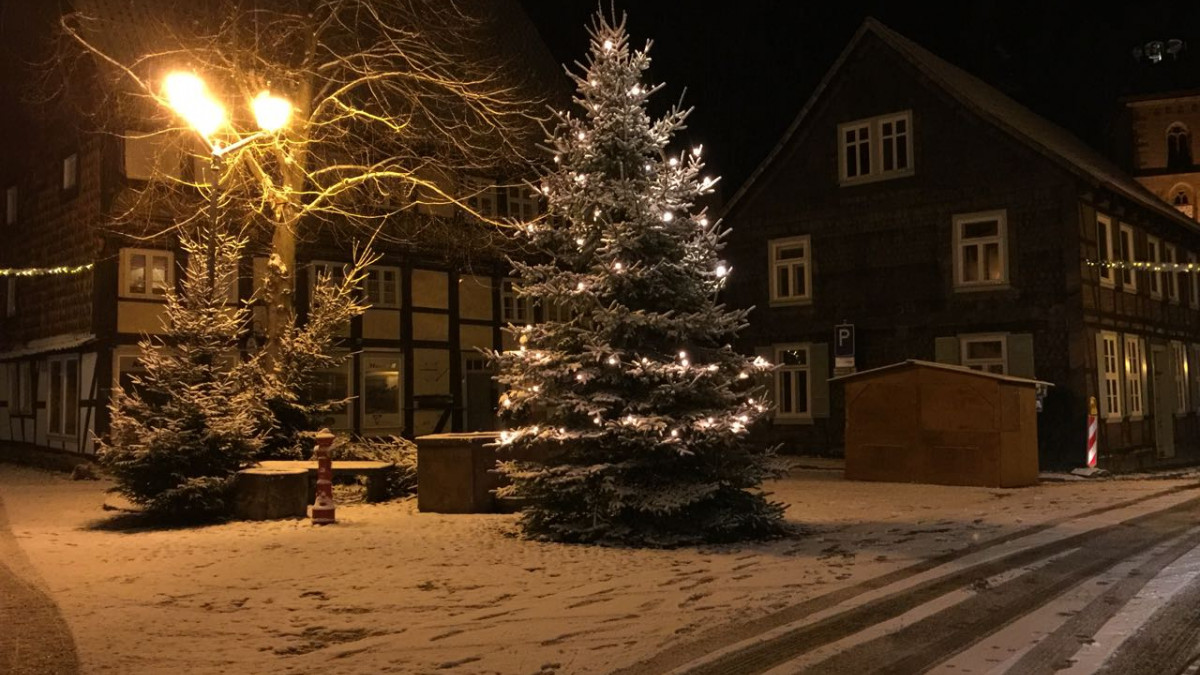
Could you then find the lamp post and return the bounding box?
[163,72,291,290]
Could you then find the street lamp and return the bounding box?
[162,71,292,288]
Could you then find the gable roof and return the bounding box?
[829,359,1053,387]
[724,18,1197,231]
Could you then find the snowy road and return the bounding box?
[623,486,1200,675]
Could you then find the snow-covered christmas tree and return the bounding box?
[100,230,263,522]
[493,12,786,546]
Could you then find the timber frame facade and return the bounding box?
[0,1,560,457]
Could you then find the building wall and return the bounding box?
[1127,95,1200,172]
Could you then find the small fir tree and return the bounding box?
[252,248,376,459]
[493,13,786,546]
[100,230,264,522]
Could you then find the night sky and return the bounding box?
[518,1,1200,201]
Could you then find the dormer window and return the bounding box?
[1167,123,1192,169]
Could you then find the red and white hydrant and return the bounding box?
[311,428,336,524]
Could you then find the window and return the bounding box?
[48,356,79,436]
[5,185,16,225]
[505,185,539,221]
[1146,236,1162,299]
[1124,335,1146,418]
[120,248,173,299]
[1173,340,1189,414]
[768,235,812,303]
[541,298,575,323]
[953,210,1008,288]
[305,358,351,430]
[1168,123,1192,169]
[363,266,400,309]
[501,279,530,323]
[62,153,79,192]
[838,111,913,183]
[774,345,810,419]
[362,352,402,428]
[1099,332,1122,420]
[1190,252,1200,309]
[5,278,14,318]
[1171,184,1195,219]
[1118,224,1137,292]
[1166,244,1180,303]
[9,362,32,415]
[462,176,497,219]
[309,261,349,307]
[960,335,1007,374]
[1097,214,1115,288]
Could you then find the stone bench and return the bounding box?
[256,460,395,503]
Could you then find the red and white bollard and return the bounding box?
[311,429,336,525]
[1086,396,1098,469]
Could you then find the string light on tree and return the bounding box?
[490,11,785,546]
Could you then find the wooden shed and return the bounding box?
[833,360,1049,488]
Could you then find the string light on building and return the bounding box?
[0,263,94,277]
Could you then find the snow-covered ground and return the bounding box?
[1,463,1194,675]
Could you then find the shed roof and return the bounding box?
[724,18,1196,231]
[829,359,1054,387]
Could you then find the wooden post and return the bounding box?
[311,428,336,524]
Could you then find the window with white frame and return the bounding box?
[1097,214,1115,287]
[838,111,913,183]
[1173,340,1189,414]
[960,334,1007,374]
[1147,235,1162,299]
[120,248,173,299]
[768,235,812,303]
[1118,224,1137,292]
[501,279,530,323]
[5,185,16,225]
[505,185,539,221]
[1099,332,1122,419]
[309,261,349,308]
[462,176,497,219]
[47,356,79,436]
[774,345,810,419]
[363,266,400,309]
[1166,244,1180,302]
[62,153,78,192]
[953,210,1007,288]
[1190,252,1200,309]
[1124,335,1145,418]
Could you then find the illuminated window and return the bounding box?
[953,210,1007,288]
[121,248,173,299]
[768,235,812,303]
[960,335,1007,374]
[774,345,810,419]
[1099,332,1122,420]
[838,111,913,183]
[1124,335,1145,418]
[1173,340,1189,414]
